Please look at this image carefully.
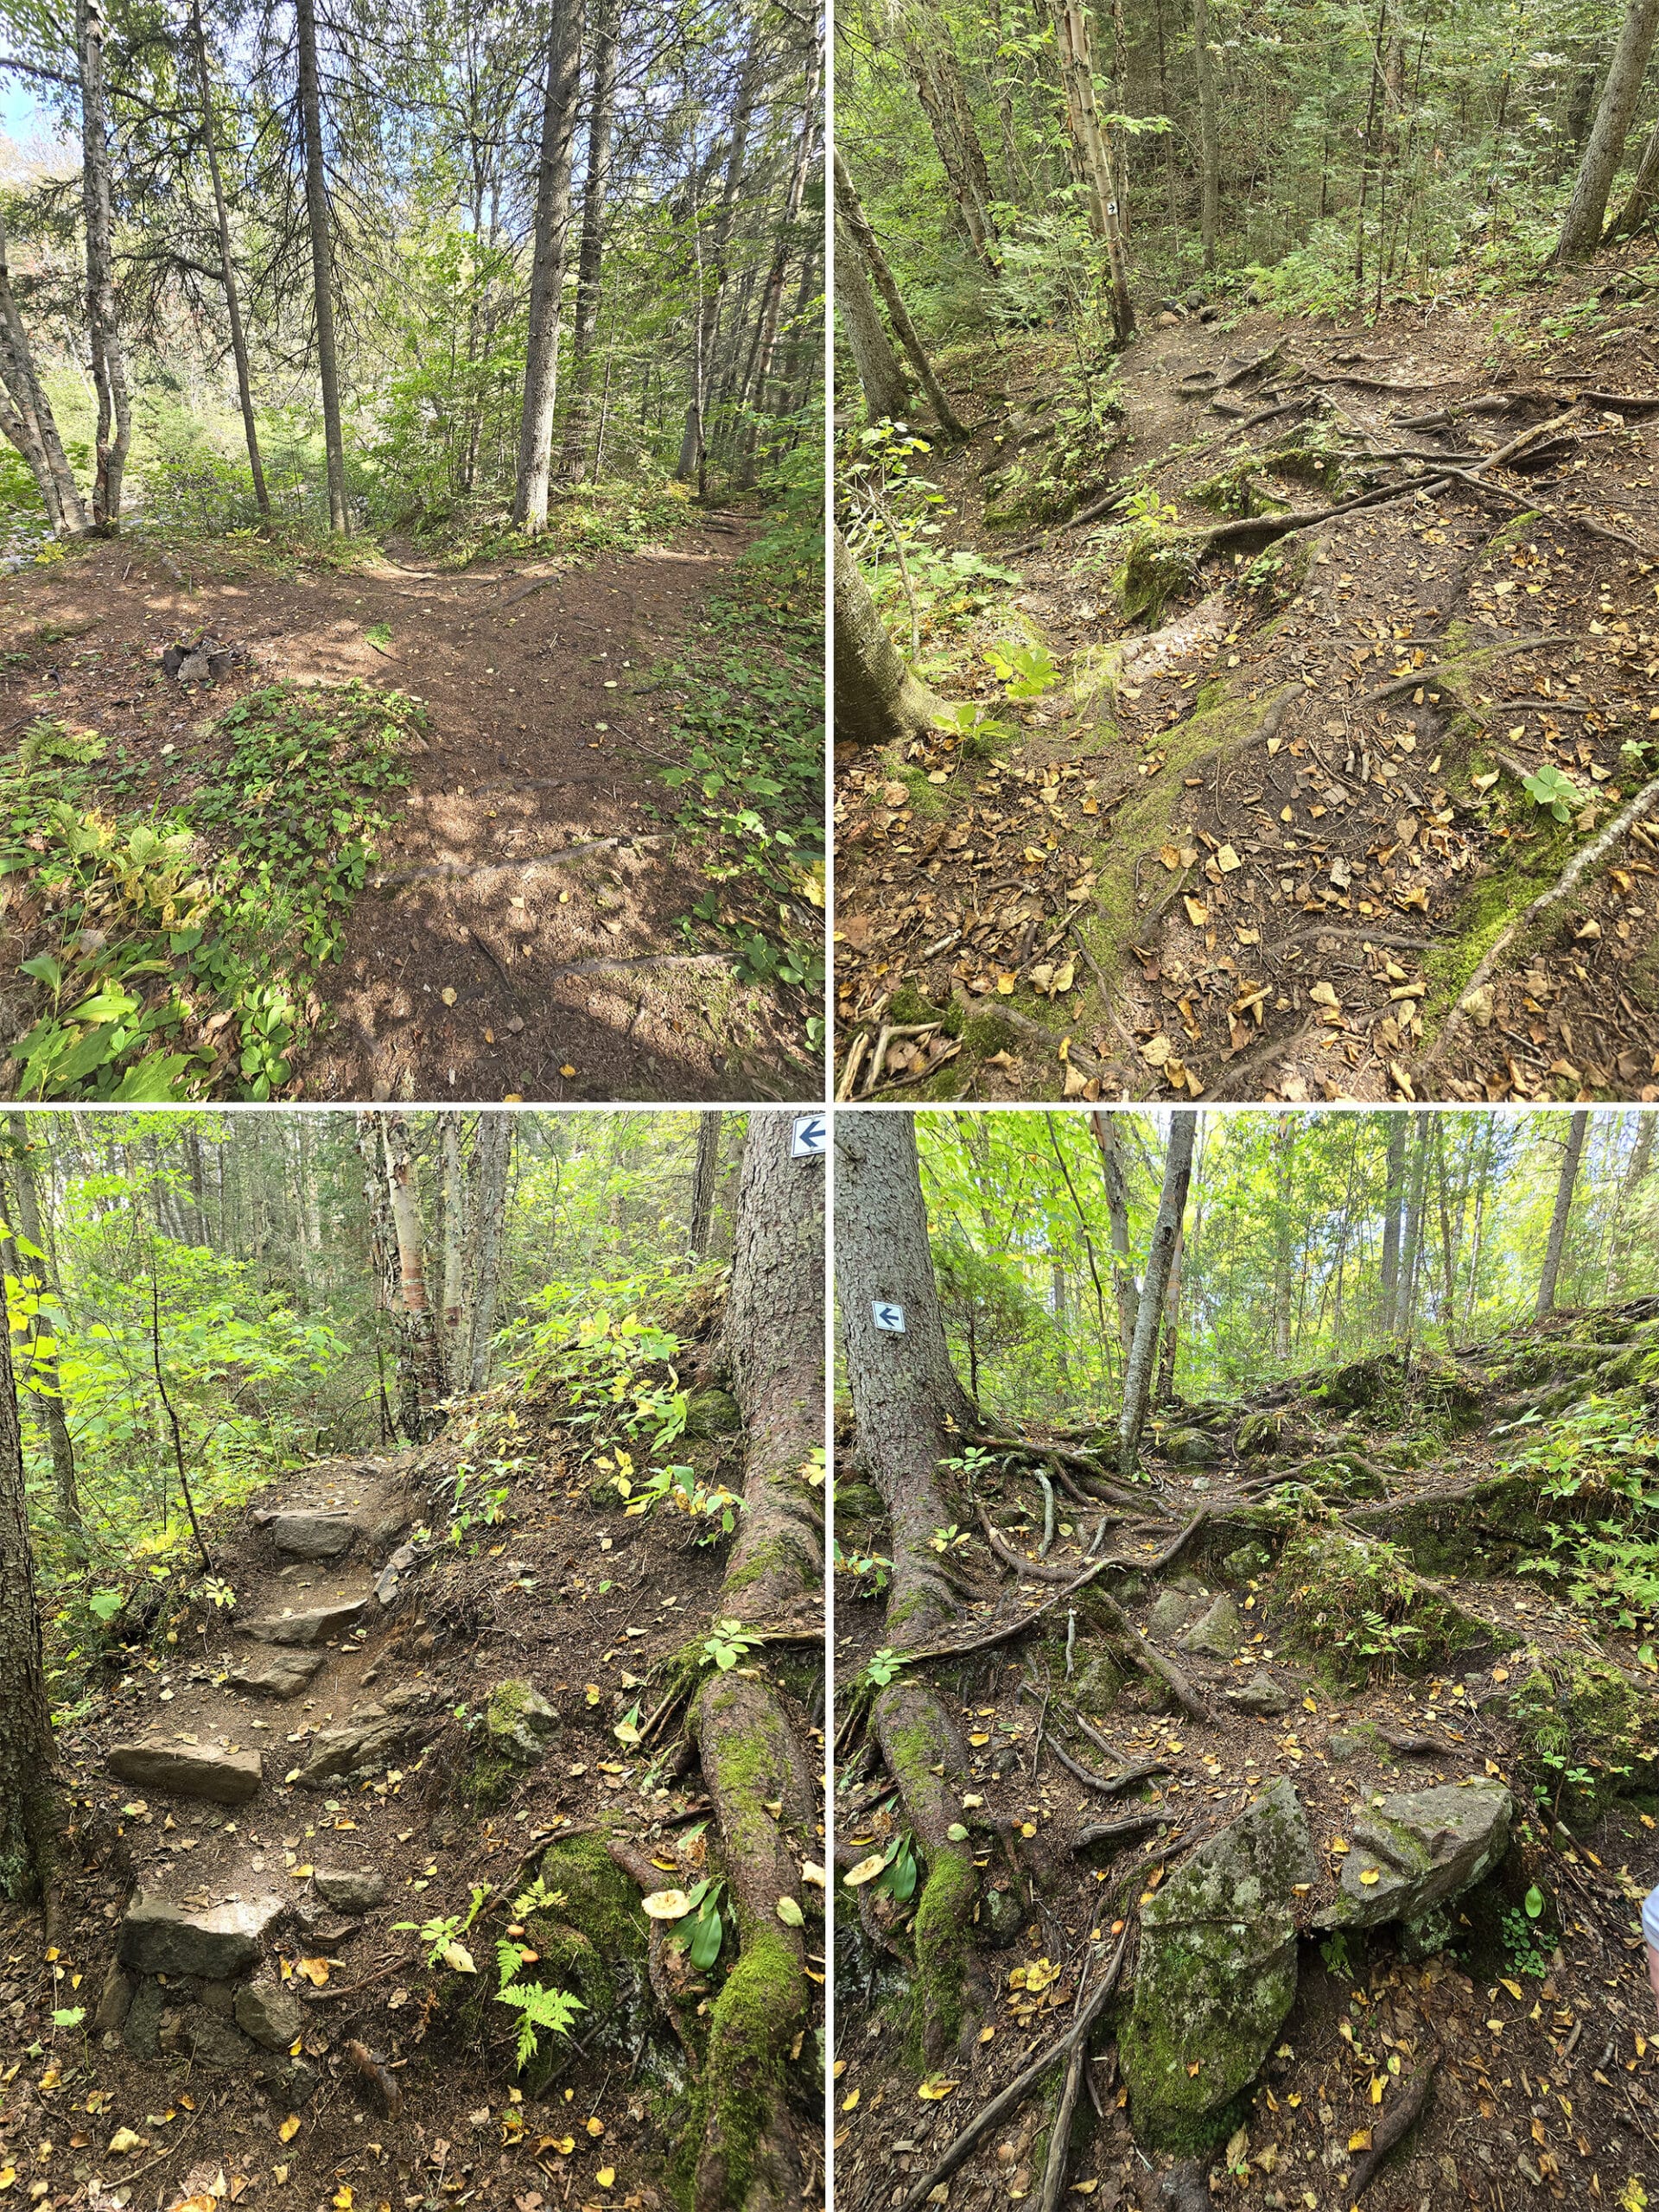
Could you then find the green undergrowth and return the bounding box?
[424,479,699,570]
[652,519,825,1051]
[2,679,422,1099]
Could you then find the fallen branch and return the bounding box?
[979,1503,1084,1586]
[1087,1586,1222,1727]
[1346,2054,1435,2201]
[1351,633,1582,710]
[1046,1732,1170,1798]
[1071,1810,1173,1849]
[1036,2037,1085,2212]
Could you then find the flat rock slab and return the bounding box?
[243,1598,367,1646]
[107,1738,262,1803]
[293,1712,425,1787]
[228,1649,327,1700]
[263,1510,358,1560]
[1317,1779,1513,1941]
[314,1867,386,1912]
[119,1891,286,1978]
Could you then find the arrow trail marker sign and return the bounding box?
[873,1301,906,1333]
[792,1115,826,1159]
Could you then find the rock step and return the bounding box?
[118,1889,285,1977]
[242,1596,368,1646]
[106,1738,262,1804]
[228,1648,327,1700]
[256,1508,359,1560]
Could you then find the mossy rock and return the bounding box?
[683,1389,741,1440]
[1415,1357,1484,1433]
[510,1827,654,2089]
[1191,459,1288,518]
[1235,1412,1281,1457]
[1272,1521,1489,1681]
[1219,1542,1273,1585]
[1313,1355,1401,1412]
[1070,1649,1128,1713]
[1508,1648,1657,1824]
[1261,442,1342,491]
[1352,1471,1566,1580]
[1163,1426,1224,1468]
[1111,525,1201,624]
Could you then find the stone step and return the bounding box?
[118,1889,286,1977]
[106,1738,263,1804]
[242,1596,368,1646]
[227,1649,327,1700]
[257,1508,359,1560]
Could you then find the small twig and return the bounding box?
[150,1270,212,1573]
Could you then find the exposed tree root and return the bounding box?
[871,1676,982,2064]
[1084,1585,1222,1726]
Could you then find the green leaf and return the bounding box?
[689,1904,723,1968]
[1523,1885,1545,1920]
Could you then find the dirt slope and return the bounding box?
[834,1298,1659,2210]
[0,524,814,1102]
[835,252,1659,1103]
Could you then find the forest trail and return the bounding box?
[1,523,813,1103]
[835,258,1659,1105]
[834,1294,1659,2209]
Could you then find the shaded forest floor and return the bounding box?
[835,244,1659,1103]
[0,1308,826,2209]
[0,515,823,1103]
[834,1296,1659,2210]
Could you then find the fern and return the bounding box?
[496,1972,585,2070]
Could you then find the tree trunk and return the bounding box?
[1396,1116,1429,1337]
[832,150,967,440]
[1191,0,1221,267]
[1049,0,1136,340]
[1555,0,1659,260]
[372,1113,442,1437]
[76,0,130,531]
[1606,113,1659,239]
[1117,1111,1195,1479]
[1380,1114,1406,1327]
[834,528,941,749]
[1606,1112,1656,1293]
[466,1110,512,1392]
[190,0,270,522]
[0,1305,54,1905]
[3,1117,78,1535]
[834,1111,978,1643]
[738,48,822,427]
[296,0,349,531]
[1272,1114,1294,1362]
[1088,1109,1139,1359]
[835,216,910,421]
[1536,1110,1589,1318]
[0,211,90,536]
[514,0,585,531]
[690,1111,722,1258]
[557,0,617,480]
[439,1115,469,1392]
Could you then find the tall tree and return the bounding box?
[834,215,910,422]
[1395,1115,1430,1336]
[1536,1109,1589,1317]
[1190,0,1221,267]
[1555,0,1659,259]
[0,211,90,536]
[0,1306,54,1907]
[558,0,619,480]
[834,525,944,747]
[690,1110,722,1257]
[73,0,130,530]
[1048,0,1135,340]
[3,1116,78,1536]
[1117,1110,1195,1478]
[189,0,271,524]
[1089,1108,1140,1358]
[466,1110,512,1392]
[833,149,966,439]
[514,0,585,531]
[295,0,349,531]
[1380,1116,1407,1326]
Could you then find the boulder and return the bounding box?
[1121,1779,1319,2152]
[1163,1427,1223,1467]
[121,1975,168,2057]
[314,1867,385,1913]
[1147,1591,1203,1640]
[161,2004,259,2069]
[1224,1672,1293,1718]
[234,1973,304,2050]
[228,1649,326,1700]
[1221,1543,1274,1585]
[292,1712,420,1787]
[1178,1595,1243,1660]
[264,1510,357,1560]
[486,1679,562,1764]
[1316,1781,1513,1952]
[106,1738,262,1804]
[375,1541,417,1607]
[1235,1413,1281,1457]
[118,1891,286,1979]
[243,1599,367,1646]
[1071,1652,1127,1713]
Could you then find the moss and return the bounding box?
[677,1924,804,2212]
[683,1389,741,1440]
[1272,1519,1488,1681]
[1260,442,1342,490]
[1509,1649,1656,1824]
[1110,525,1202,623]
[912,1847,977,2058]
[1191,458,1289,518]
[889,982,941,1025]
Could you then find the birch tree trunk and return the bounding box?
[466,1110,512,1392]
[1049,0,1136,340]
[1272,1114,1294,1362]
[190,0,270,522]
[514,0,585,531]
[3,1117,78,1535]
[1536,1110,1589,1318]
[1555,0,1659,259]
[76,0,130,531]
[558,0,618,481]
[0,1310,54,1905]
[1117,1110,1195,1479]
[832,150,967,439]
[834,527,942,748]
[296,0,349,531]
[1191,0,1221,267]
[0,212,90,536]
[1088,1108,1139,1359]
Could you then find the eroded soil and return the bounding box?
[0,523,818,1103]
[833,1299,1659,2210]
[835,251,1659,1103]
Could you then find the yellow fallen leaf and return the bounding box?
[295,1956,330,1986]
[842,2090,860,2112]
[642,1890,692,1920]
[596,2171,615,2190]
[586,2119,605,2138]
[1359,1867,1381,1886]
[0,2170,17,2192]
[1216,844,1241,872]
[843,1854,887,1887]
[109,2128,147,2155]
[1500,1978,1524,2001]
[1349,2130,1373,2152]
[918,2080,958,2101]
[278,2116,301,2144]
[440,988,456,1006]
[335,2190,354,2210]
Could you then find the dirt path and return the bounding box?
[1,523,816,1101]
[835,256,1659,1103]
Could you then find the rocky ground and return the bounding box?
[834,246,1659,1103]
[0,1306,825,2211]
[833,1296,1659,2209]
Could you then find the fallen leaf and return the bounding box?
[109,2129,147,2156]
[278,2116,301,2144]
[843,1855,887,1887]
[643,1890,691,1920]
[917,2081,958,2101]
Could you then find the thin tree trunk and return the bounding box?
[1606,1113,1656,1293]
[1088,1109,1139,1359]
[1272,1115,1294,1362]
[1536,1110,1589,1318]
[1191,0,1221,267]
[376,1114,442,1437]
[1395,1116,1429,1338]
[0,212,90,535]
[1606,114,1659,238]
[1555,0,1659,260]
[690,1112,722,1258]
[1049,0,1136,340]
[76,0,130,531]
[836,217,910,420]
[832,150,966,440]
[190,0,270,522]
[3,1118,78,1535]
[558,0,617,480]
[0,1306,54,1906]
[296,0,348,531]
[514,0,585,531]
[440,1115,468,1392]
[466,1111,512,1392]
[1380,1114,1406,1328]
[740,49,822,427]
[834,527,940,748]
[1117,1112,1196,1479]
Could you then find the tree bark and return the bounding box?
[835,215,910,422]
[1049,0,1136,340]
[1396,1115,1429,1337]
[1088,1109,1139,1359]
[296,0,349,531]
[358,1113,442,1438]
[439,1114,468,1392]
[1117,1111,1195,1479]
[1380,1114,1406,1327]
[0,212,90,536]
[690,1111,722,1259]
[1272,1114,1294,1363]
[1606,113,1659,239]
[832,150,966,440]
[558,0,618,481]
[190,0,270,522]
[0,1302,54,1905]
[739,48,822,429]
[835,1111,978,1642]
[1536,1110,1589,1318]
[466,1111,512,1392]
[834,527,941,748]
[514,0,585,531]
[76,0,130,531]
[1606,1112,1655,1293]
[1555,0,1659,260]
[3,1117,78,1535]
[1191,0,1221,267]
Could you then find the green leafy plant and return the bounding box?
[1522,763,1580,823]
[982,642,1060,698]
[864,1646,903,1688]
[494,1940,585,2070]
[664,1876,728,1970]
[702,1617,759,1671]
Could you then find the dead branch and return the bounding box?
[1346,2054,1435,2200]
[1086,1586,1222,1727]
